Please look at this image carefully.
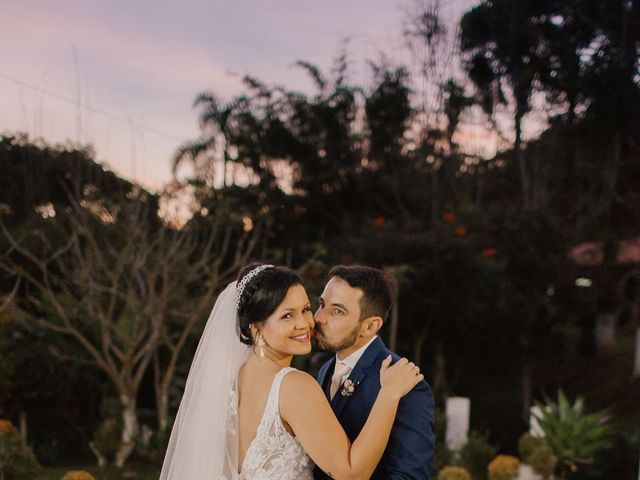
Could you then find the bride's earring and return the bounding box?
[255,332,266,358]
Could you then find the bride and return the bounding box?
[160,263,423,479]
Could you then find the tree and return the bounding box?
[2,200,159,466]
[0,198,260,467]
[172,93,237,194]
[152,212,263,442]
[0,134,140,226]
[460,0,547,209]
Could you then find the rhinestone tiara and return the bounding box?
[233,264,274,309]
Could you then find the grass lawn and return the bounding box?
[34,464,159,480]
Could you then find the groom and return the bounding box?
[313,265,435,480]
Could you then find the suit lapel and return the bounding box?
[319,357,336,400]
[331,337,386,418]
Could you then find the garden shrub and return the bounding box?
[460,431,496,480]
[432,410,454,475]
[528,445,557,479]
[437,466,472,480]
[60,471,96,480]
[517,432,543,462]
[0,419,39,480]
[487,455,519,480]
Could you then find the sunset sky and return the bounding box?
[1,0,474,191]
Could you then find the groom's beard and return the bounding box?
[313,323,360,353]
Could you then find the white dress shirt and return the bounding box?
[329,335,378,399]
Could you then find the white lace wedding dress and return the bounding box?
[159,282,314,480]
[236,367,314,480]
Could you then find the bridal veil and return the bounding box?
[159,281,250,479]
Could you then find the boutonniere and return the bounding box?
[340,379,360,397]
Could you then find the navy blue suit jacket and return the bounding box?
[313,337,435,480]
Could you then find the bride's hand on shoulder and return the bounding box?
[379,355,423,400]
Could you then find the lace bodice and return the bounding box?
[237,367,314,480]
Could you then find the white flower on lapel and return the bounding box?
[340,379,360,397]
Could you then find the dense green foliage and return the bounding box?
[532,391,613,478]
[0,0,638,475]
[459,431,497,480]
[0,422,40,480]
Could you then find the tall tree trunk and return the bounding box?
[389,285,399,352]
[154,353,170,441]
[632,296,640,379]
[222,155,228,188]
[430,167,439,225]
[595,132,622,221]
[19,410,27,441]
[433,342,447,399]
[115,394,139,468]
[632,327,640,379]
[514,107,530,210]
[413,320,431,366]
[608,132,622,196]
[157,394,169,439]
[474,166,482,207]
[522,363,532,419]
[221,136,229,188]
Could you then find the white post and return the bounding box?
[518,464,542,480]
[529,406,545,438]
[445,396,470,452]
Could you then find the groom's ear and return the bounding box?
[361,316,383,336]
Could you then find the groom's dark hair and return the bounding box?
[329,265,393,322]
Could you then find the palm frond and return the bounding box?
[171,138,214,176]
[294,61,327,92]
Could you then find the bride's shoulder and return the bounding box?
[280,369,323,396]
[279,369,327,419]
[281,368,315,385]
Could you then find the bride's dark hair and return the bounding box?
[236,263,302,346]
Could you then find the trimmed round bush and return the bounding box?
[437,466,472,480]
[517,432,544,461]
[528,445,557,478]
[487,455,520,480]
[0,420,13,434]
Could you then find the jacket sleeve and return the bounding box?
[383,380,436,479]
